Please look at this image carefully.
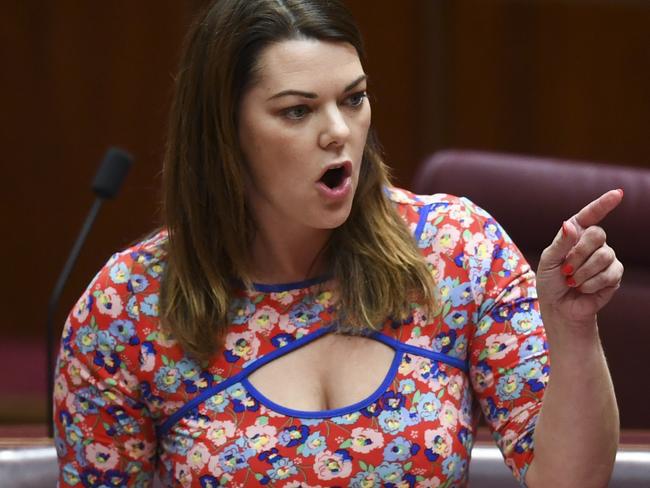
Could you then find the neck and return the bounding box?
[249,216,331,285]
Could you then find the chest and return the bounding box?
[246,332,397,411]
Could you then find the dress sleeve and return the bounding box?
[459,197,549,486]
[53,249,157,487]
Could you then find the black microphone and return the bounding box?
[46,147,133,437]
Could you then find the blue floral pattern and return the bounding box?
[54,189,548,487]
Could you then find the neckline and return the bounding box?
[237,274,333,293]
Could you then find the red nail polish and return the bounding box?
[566,277,576,287]
[561,264,573,276]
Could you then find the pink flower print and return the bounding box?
[499,428,520,454]
[95,286,123,318]
[411,306,428,326]
[208,455,225,477]
[446,375,465,401]
[64,393,77,414]
[349,427,384,453]
[124,439,154,460]
[281,482,324,488]
[116,367,139,391]
[508,401,536,426]
[250,306,280,334]
[270,289,300,306]
[85,443,119,470]
[416,477,441,487]
[53,375,68,403]
[66,358,86,386]
[424,428,452,458]
[245,424,278,452]
[224,331,260,362]
[439,401,459,428]
[72,291,92,323]
[313,450,353,480]
[411,355,433,383]
[175,463,193,488]
[260,404,284,418]
[484,334,518,360]
[162,400,185,416]
[206,420,236,447]
[278,314,297,334]
[406,334,431,349]
[449,204,474,228]
[398,355,416,376]
[465,232,495,262]
[187,443,210,469]
[434,224,461,255]
[425,251,446,283]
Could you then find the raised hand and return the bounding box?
[535,189,624,329]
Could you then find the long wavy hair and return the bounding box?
[160,0,436,360]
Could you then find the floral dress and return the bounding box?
[54,188,549,487]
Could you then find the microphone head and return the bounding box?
[92,147,133,199]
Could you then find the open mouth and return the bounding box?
[318,162,351,189]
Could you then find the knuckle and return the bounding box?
[569,242,586,261]
[588,225,607,243]
[595,247,613,266]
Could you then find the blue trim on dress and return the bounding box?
[413,203,433,244]
[157,325,469,437]
[241,349,404,419]
[156,368,249,438]
[156,326,336,437]
[251,274,332,293]
[371,332,469,373]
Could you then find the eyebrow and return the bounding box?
[266,74,368,101]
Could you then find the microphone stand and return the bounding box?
[46,198,103,437]
[46,148,132,437]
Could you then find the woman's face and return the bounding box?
[238,38,371,236]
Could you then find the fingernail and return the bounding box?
[617,188,624,197]
[561,263,573,276]
[566,277,576,287]
[562,221,568,238]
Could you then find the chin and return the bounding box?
[316,207,353,230]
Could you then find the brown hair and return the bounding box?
[161,0,435,360]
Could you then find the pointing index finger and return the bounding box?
[571,189,623,229]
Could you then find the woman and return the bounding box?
[53,0,623,486]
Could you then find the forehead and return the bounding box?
[252,39,364,92]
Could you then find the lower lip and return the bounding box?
[316,176,352,200]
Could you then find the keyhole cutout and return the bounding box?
[246,332,396,412]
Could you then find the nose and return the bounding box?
[319,105,350,149]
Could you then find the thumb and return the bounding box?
[539,220,580,269]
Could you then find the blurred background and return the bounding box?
[1,0,649,432]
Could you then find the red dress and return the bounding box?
[54,189,548,487]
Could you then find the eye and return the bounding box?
[345,91,367,108]
[282,105,311,120]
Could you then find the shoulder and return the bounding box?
[386,186,498,238]
[90,229,168,305]
[64,230,169,341]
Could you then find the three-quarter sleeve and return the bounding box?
[53,249,158,487]
[458,197,548,485]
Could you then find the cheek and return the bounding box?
[353,107,371,146]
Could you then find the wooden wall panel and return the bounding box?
[438,0,650,167]
[1,2,194,344]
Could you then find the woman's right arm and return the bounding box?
[54,251,158,487]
